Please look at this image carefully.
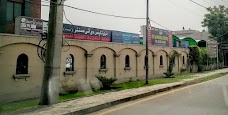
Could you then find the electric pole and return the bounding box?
[39,0,64,105]
[145,0,149,84]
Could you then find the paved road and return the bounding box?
[91,74,228,115]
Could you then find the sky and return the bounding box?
[41,0,228,34]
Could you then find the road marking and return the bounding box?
[98,81,208,115]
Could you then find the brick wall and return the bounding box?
[31,0,41,18]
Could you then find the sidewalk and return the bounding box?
[21,68,228,115]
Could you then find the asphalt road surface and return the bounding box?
[90,74,228,115]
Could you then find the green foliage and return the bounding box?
[200,48,209,65]
[189,46,209,72]
[0,99,38,113]
[202,5,228,43]
[164,72,174,78]
[96,76,117,90]
[164,51,179,78]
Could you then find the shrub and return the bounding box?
[96,76,117,90]
[164,71,174,78]
[180,68,187,74]
[164,51,179,78]
[129,77,133,82]
[189,46,209,72]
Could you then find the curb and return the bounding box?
[12,72,227,115]
[65,82,191,115]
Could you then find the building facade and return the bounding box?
[0,33,189,103]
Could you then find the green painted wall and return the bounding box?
[182,37,197,46]
[172,35,179,43]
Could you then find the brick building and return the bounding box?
[0,0,41,33]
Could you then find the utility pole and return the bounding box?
[39,0,64,105]
[145,0,149,84]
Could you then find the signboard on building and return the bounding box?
[15,16,44,36]
[42,21,48,33]
[141,25,152,45]
[151,27,170,46]
[111,31,140,44]
[220,43,228,50]
[63,24,111,42]
[207,44,217,58]
[168,32,173,47]
[111,31,122,43]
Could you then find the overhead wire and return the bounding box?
[37,36,47,62]
[189,0,207,9]
[167,0,202,16]
[25,0,203,38]
[203,0,214,6]
[62,9,71,52]
[27,0,228,40]
[216,31,228,38]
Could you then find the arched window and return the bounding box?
[160,55,163,66]
[16,54,28,74]
[125,55,130,67]
[66,54,74,71]
[100,55,106,69]
[183,56,185,65]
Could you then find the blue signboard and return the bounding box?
[131,33,140,44]
[111,31,122,43]
[122,32,132,44]
[63,24,74,34]
[111,31,140,44]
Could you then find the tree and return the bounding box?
[202,5,228,43]
[164,51,179,78]
[189,46,202,72]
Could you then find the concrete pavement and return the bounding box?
[91,72,228,115]
[20,68,228,115]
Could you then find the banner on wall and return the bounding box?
[111,31,140,44]
[168,32,173,47]
[63,24,111,42]
[151,27,170,46]
[141,25,152,45]
[15,16,44,37]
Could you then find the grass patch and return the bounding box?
[1,72,227,114]
[190,72,227,84]
[0,99,39,113]
[113,73,196,90]
[59,89,117,102]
